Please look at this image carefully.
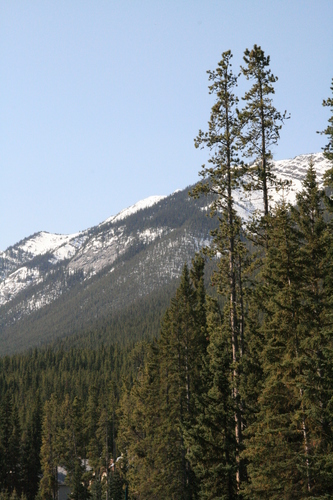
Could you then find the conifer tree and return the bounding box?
[320,78,333,193]
[117,341,162,499]
[156,259,208,499]
[38,396,60,500]
[239,44,289,217]
[321,78,333,165]
[108,468,124,500]
[186,296,237,500]
[242,202,304,499]
[191,50,246,488]
[0,395,22,494]
[69,460,90,500]
[242,162,333,498]
[7,405,21,495]
[290,160,333,495]
[60,396,80,464]
[117,257,208,499]
[20,394,42,500]
[0,393,12,491]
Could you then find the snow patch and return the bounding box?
[18,231,81,257]
[101,196,166,226]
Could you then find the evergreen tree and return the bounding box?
[156,260,208,499]
[89,477,103,500]
[69,459,90,500]
[95,404,112,497]
[62,396,85,466]
[20,395,42,500]
[242,202,305,499]
[117,257,208,499]
[0,395,21,494]
[7,405,21,495]
[117,342,162,499]
[291,160,333,495]
[38,396,59,500]
[242,162,333,498]
[108,468,124,500]
[321,78,333,165]
[191,50,246,489]
[186,296,237,499]
[0,393,12,491]
[239,44,289,217]
[320,77,333,207]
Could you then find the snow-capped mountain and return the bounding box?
[234,153,331,219]
[0,195,167,304]
[0,153,330,355]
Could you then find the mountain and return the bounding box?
[0,188,215,355]
[0,153,330,355]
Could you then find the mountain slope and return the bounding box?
[0,152,330,355]
[0,188,215,354]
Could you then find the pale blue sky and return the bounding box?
[1,0,332,250]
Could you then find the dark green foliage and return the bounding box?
[0,339,146,499]
[69,460,90,500]
[0,395,22,496]
[321,78,333,165]
[108,469,125,500]
[191,50,250,490]
[185,297,237,500]
[117,256,208,499]
[239,44,289,217]
[117,341,162,499]
[242,163,333,498]
[20,396,42,500]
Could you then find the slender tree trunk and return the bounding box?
[300,392,311,492]
[238,254,245,358]
[225,96,242,489]
[105,422,109,500]
[259,78,269,217]
[286,227,311,493]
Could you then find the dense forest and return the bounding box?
[1,45,333,499]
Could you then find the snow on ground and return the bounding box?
[138,227,167,243]
[52,243,79,262]
[18,231,81,257]
[233,153,331,221]
[101,195,166,226]
[0,266,42,305]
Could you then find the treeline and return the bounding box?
[0,45,333,499]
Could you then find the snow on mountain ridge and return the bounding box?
[232,152,331,221]
[18,231,82,257]
[101,195,166,226]
[0,152,331,321]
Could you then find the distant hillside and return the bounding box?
[0,187,216,355]
[0,152,329,356]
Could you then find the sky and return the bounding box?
[1,1,332,251]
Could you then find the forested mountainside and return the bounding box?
[0,188,215,355]
[1,45,333,500]
[0,153,330,356]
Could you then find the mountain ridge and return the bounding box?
[0,152,330,355]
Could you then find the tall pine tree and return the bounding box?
[191,50,246,489]
[239,44,289,217]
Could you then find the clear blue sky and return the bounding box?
[1,1,332,250]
